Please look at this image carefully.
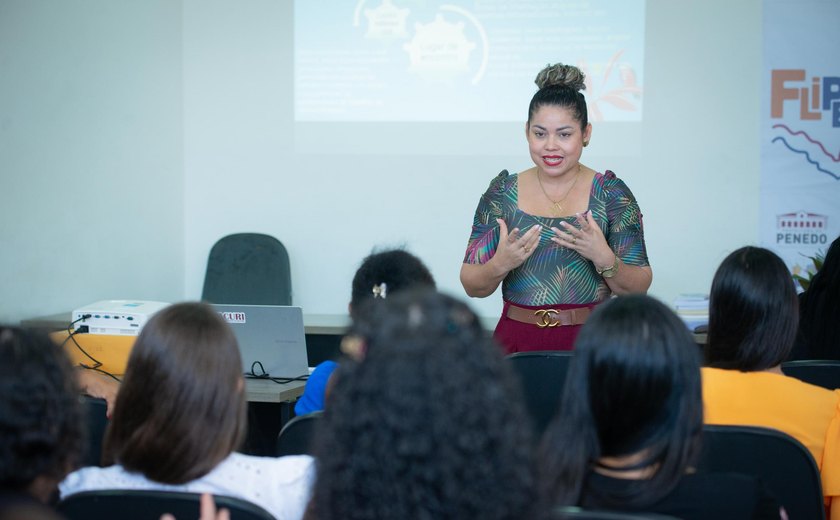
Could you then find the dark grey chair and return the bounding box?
[781,359,840,390]
[202,233,292,305]
[506,351,574,437]
[696,424,825,520]
[80,395,108,467]
[58,490,275,520]
[276,411,323,457]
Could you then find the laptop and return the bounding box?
[213,304,310,379]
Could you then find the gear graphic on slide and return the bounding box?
[402,14,476,81]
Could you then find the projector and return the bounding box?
[72,300,170,335]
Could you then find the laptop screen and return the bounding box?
[213,304,309,379]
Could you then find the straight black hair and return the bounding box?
[538,295,703,510]
[706,246,798,370]
[795,235,840,359]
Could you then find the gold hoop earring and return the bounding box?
[583,141,589,147]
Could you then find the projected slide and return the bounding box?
[294,0,645,122]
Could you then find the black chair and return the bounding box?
[80,396,109,467]
[506,351,574,436]
[781,359,840,390]
[57,490,275,520]
[276,411,323,457]
[696,424,825,520]
[202,233,292,305]
[553,507,680,519]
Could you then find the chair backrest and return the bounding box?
[506,351,574,437]
[57,490,275,520]
[781,359,840,390]
[276,411,323,457]
[552,507,680,519]
[81,396,108,467]
[696,424,825,520]
[202,233,292,305]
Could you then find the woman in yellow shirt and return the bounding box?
[702,246,840,520]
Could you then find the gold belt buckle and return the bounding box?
[535,308,561,328]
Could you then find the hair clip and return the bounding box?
[340,335,366,359]
[372,282,387,299]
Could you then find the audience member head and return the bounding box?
[538,295,703,509]
[0,327,84,502]
[528,63,589,131]
[349,249,435,319]
[307,290,535,520]
[706,246,798,370]
[797,235,840,358]
[103,302,246,484]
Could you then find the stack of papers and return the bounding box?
[673,294,709,332]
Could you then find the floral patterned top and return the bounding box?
[463,170,649,306]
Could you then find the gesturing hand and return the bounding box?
[160,494,229,520]
[550,210,615,268]
[496,218,541,272]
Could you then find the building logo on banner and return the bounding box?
[776,211,829,246]
[770,70,840,180]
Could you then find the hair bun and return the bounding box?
[535,63,586,92]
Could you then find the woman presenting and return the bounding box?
[461,63,652,353]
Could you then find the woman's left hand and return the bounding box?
[550,210,615,268]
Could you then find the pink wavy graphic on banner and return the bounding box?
[772,124,840,162]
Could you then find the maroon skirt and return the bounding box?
[493,300,599,355]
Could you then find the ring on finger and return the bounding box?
[524,247,530,253]
[572,237,577,245]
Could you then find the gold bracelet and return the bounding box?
[596,255,620,279]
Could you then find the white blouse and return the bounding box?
[59,453,315,520]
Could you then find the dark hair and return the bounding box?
[795,235,840,359]
[0,327,84,494]
[706,246,798,370]
[528,63,589,130]
[103,302,246,484]
[538,295,703,510]
[306,290,536,520]
[349,249,435,318]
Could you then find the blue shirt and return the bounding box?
[294,360,338,415]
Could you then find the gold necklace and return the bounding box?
[536,164,581,217]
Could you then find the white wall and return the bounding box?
[181,0,762,321]
[1,0,762,324]
[0,0,184,323]
[638,0,762,304]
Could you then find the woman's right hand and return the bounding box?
[460,219,541,298]
[493,218,541,272]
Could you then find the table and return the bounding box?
[22,311,353,367]
[244,378,306,404]
[243,379,307,456]
[21,311,351,336]
[51,323,309,457]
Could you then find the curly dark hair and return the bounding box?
[305,290,536,520]
[349,248,435,319]
[0,327,84,495]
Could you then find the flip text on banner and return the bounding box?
[761,0,840,283]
